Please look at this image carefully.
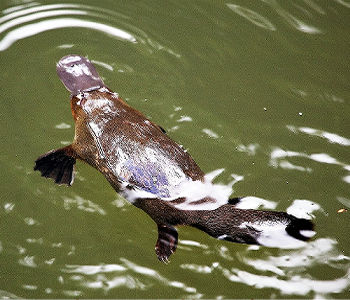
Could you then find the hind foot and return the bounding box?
[155,224,178,263]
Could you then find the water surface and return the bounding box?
[0,0,349,298]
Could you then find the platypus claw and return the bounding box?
[155,224,178,263]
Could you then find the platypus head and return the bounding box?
[56,55,104,95]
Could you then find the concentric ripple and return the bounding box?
[0,2,179,55]
[0,3,137,51]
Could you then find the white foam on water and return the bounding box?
[235,196,277,210]
[287,199,320,219]
[239,221,308,249]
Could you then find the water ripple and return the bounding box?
[0,2,179,56]
[223,268,349,295]
[120,258,198,294]
[62,195,106,215]
[180,263,215,274]
[287,125,350,146]
[0,17,136,51]
[0,3,128,24]
[302,0,326,15]
[64,264,127,275]
[236,143,260,156]
[227,1,323,34]
[264,0,323,33]
[18,255,37,268]
[0,9,90,34]
[179,239,209,249]
[62,258,199,295]
[179,235,350,296]
[202,128,220,139]
[91,59,114,72]
[0,289,21,299]
[335,0,350,8]
[275,8,322,34]
[1,2,39,18]
[270,147,350,171]
[226,3,276,31]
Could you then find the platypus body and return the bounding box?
[34,55,314,262]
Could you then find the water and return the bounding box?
[0,0,349,298]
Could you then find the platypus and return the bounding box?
[34,55,314,262]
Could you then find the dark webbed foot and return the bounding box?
[155,224,178,263]
[34,146,76,185]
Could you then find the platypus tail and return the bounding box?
[135,196,315,262]
[192,204,315,248]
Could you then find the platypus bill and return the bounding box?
[34,55,314,262]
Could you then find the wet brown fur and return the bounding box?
[35,55,314,262]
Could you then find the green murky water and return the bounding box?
[0,0,349,298]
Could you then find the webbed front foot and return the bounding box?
[34,145,76,185]
[155,224,178,263]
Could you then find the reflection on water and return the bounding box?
[56,241,345,297]
[288,125,350,146]
[63,258,199,295]
[270,147,350,180]
[181,238,350,297]
[227,4,276,31]
[0,3,128,24]
[222,267,349,296]
[0,2,179,56]
[62,195,106,215]
[0,289,21,299]
[0,3,136,50]
[227,0,322,34]
[202,128,219,139]
[0,18,136,51]
[19,255,37,268]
